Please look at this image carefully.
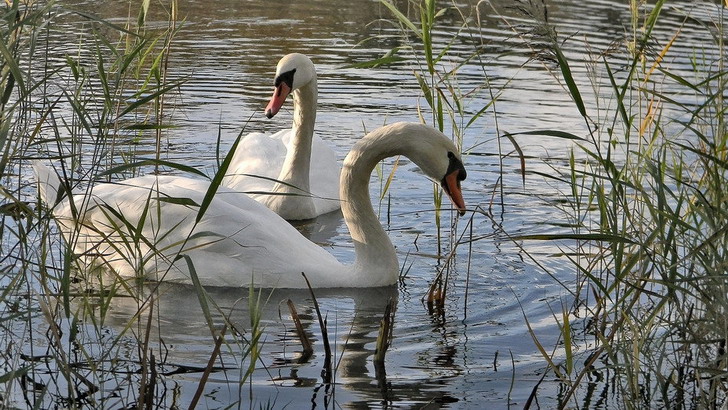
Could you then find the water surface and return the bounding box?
[11,0,725,407]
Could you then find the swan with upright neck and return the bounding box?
[34,122,466,288]
[223,53,340,220]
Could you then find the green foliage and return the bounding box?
[378,0,728,406]
[509,0,728,407]
[373,1,513,305]
[0,1,256,407]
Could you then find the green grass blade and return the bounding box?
[178,254,215,336]
[119,79,184,117]
[0,37,26,97]
[195,120,251,224]
[562,306,573,374]
[503,133,526,186]
[380,157,400,200]
[514,232,635,244]
[603,57,630,129]
[465,98,495,129]
[380,0,422,38]
[344,48,406,68]
[553,46,587,118]
[98,159,209,180]
[414,71,433,109]
[509,129,585,141]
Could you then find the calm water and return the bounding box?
[10,0,724,408]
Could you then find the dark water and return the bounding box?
[9,0,725,408]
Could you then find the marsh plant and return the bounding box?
[491,0,727,407]
[376,0,728,407]
[371,0,512,312]
[0,1,257,407]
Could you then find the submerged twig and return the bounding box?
[301,272,332,383]
[373,298,396,366]
[287,299,313,362]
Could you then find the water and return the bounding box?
[7,0,725,407]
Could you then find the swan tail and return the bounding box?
[32,161,62,208]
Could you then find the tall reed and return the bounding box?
[497,0,728,407]
[373,0,511,312]
[0,1,257,407]
[379,0,727,406]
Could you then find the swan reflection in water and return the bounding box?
[88,282,461,406]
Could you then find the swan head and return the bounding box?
[390,123,467,215]
[349,122,468,216]
[265,53,316,119]
[412,127,468,216]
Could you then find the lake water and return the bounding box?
[6,0,724,408]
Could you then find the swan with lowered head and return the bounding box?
[223,53,340,220]
[33,122,466,288]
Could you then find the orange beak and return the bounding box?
[265,82,292,119]
[442,169,466,216]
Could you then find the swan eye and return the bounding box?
[274,69,296,89]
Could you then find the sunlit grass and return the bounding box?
[489,0,728,407]
[0,0,259,407]
[377,0,728,407]
[371,0,516,316]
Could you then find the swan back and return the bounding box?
[32,161,62,207]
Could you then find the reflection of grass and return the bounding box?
[379,0,728,407]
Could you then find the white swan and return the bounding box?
[223,53,340,220]
[33,122,467,288]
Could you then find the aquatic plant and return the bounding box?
[371,0,511,315]
[492,0,728,407]
[0,1,259,407]
[378,0,728,407]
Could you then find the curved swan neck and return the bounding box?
[341,126,414,285]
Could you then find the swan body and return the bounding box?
[223,53,340,220]
[34,122,467,288]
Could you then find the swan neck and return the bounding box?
[276,78,317,189]
[340,132,400,285]
[292,78,317,142]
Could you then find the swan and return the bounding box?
[33,122,467,288]
[223,53,340,220]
